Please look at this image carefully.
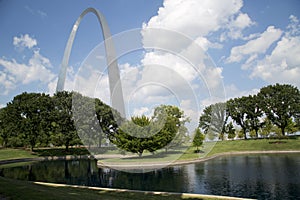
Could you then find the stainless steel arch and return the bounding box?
[56,7,125,117]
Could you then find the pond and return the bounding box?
[1,153,300,200]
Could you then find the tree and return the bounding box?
[113,115,158,157]
[199,102,228,140]
[72,93,108,149]
[227,97,249,139]
[245,95,264,138]
[51,91,81,151]
[259,118,273,138]
[286,118,298,135]
[193,128,205,152]
[112,105,187,157]
[5,92,53,151]
[226,122,236,140]
[0,107,10,147]
[258,84,300,136]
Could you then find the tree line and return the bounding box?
[0,91,189,156]
[0,91,119,151]
[198,84,300,140]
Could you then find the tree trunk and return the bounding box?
[65,141,69,152]
[281,127,285,136]
[243,128,247,140]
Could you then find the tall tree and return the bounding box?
[51,91,81,151]
[72,93,110,149]
[258,84,300,136]
[227,97,249,139]
[0,107,10,147]
[5,92,53,151]
[199,102,228,140]
[245,94,264,138]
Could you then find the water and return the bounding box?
[1,154,300,199]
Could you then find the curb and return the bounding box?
[34,181,256,200]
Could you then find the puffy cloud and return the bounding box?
[144,0,243,38]
[250,35,300,86]
[243,16,300,88]
[232,13,253,29]
[13,34,37,49]
[0,50,55,94]
[227,26,282,63]
[222,13,255,40]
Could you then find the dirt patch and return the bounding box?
[268,141,287,144]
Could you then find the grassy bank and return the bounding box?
[206,138,300,157]
[0,148,37,161]
[0,177,241,200]
[1,138,299,164]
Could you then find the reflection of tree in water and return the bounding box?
[100,167,188,192]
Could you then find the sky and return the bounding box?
[1,0,300,131]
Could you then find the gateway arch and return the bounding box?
[56,7,126,117]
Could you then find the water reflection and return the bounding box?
[1,154,299,199]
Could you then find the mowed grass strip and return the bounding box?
[0,177,238,200]
[206,138,300,157]
[0,148,37,161]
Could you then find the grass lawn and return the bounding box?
[1,138,299,164]
[0,148,37,161]
[206,138,300,157]
[99,138,300,164]
[0,177,234,200]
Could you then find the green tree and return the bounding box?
[286,118,298,134]
[246,95,264,138]
[227,97,250,139]
[113,115,157,157]
[258,84,300,136]
[72,93,107,149]
[199,102,228,140]
[5,92,53,151]
[192,128,205,152]
[51,91,81,151]
[94,98,123,145]
[226,122,236,140]
[259,118,273,138]
[0,107,10,147]
[113,105,187,157]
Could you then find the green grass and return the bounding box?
[0,148,37,161]
[0,177,229,200]
[206,138,300,157]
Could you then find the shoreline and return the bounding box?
[2,150,299,167]
[96,150,300,169]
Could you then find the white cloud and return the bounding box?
[239,15,300,88]
[250,35,300,86]
[13,34,37,49]
[0,50,55,94]
[133,107,150,117]
[143,0,243,38]
[222,13,255,40]
[227,26,282,63]
[232,13,253,29]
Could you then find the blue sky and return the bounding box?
[1,0,300,130]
